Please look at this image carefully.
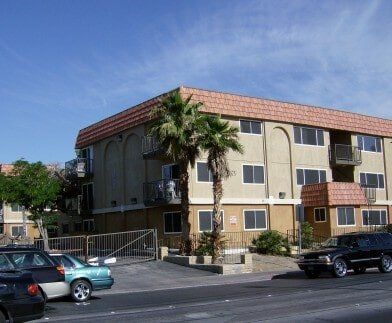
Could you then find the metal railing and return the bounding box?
[143,179,181,206]
[361,185,376,204]
[329,144,362,166]
[286,229,329,251]
[141,136,163,157]
[331,225,386,236]
[65,158,93,179]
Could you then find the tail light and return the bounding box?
[56,265,65,275]
[27,283,39,296]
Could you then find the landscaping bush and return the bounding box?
[301,222,314,249]
[252,231,290,256]
[195,232,226,259]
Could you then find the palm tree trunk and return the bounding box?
[212,172,223,263]
[179,160,191,255]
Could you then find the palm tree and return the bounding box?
[149,91,203,254]
[199,115,244,263]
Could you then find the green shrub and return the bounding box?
[252,231,290,256]
[301,222,314,249]
[195,232,226,259]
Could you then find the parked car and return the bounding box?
[0,246,70,301]
[50,253,114,302]
[0,268,45,322]
[297,232,392,278]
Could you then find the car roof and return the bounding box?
[0,245,44,252]
[337,232,391,237]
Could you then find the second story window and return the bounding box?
[82,183,94,210]
[11,204,23,212]
[294,126,324,146]
[197,162,213,183]
[357,135,382,153]
[296,168,326,185]
[243,165,265,184]
[360,172,384,189]
[240,120,262,135]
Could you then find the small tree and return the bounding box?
[0,160,61,250]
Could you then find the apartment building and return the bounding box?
[66,86,392,240]
[0,164,40,239]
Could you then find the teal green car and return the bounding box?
[50,253,114,302]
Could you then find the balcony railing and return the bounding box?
[143,179,181,206]
[65,158,93,179]
[329,144,362,166]
[361,185,376,204]
[141,136,164,158]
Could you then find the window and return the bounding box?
[197,162,213,182]
[163,212,182,234]
[243,165,264,184]
[244,210,267,230]
[294,126,324,146]
[360,172,384,189]
[0,254,13,271]
[357,135,382,153]
[10,252,52,268]
[11,226,24,237]
[62,224,69,234]
[83,219,95,232]
[314,208,326,222]
[198,211,224,232]
[11,204,22,212]
[362,210,388,226]
[296,169,327,185]
[58,256,74,269]
[240,120,262,135]
[82,183,94,210]
[74,222,82,232]
[162,164,180,180]
[337,207,355,226]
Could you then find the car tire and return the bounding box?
[71,279,92,302]
[354,266,366,274]
[332,258,348,278]
[379,255,392,273]
[304,269,321,278]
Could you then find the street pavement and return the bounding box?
[35,266,392,322]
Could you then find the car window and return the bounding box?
[9,252,52,268]
[367,235,379,246]
[380,233,392,244]
[0,254,13,271]
[59,256,74,268]
[353,236,369,248]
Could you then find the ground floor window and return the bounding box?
[83,219,95,232]
[314,208,326,222]
[62,224,70,234]
[362,210,388,226]
[163,212,182,234]
[74,222,82,232]
[198,210,224,232]
[243,210,267,230]
[11,225,24,237]
[337,207,355,226]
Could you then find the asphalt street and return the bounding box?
[36,269,392,322]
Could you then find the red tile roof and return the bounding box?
[301,182,369,207]
[75,86,392,148]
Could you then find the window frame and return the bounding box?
[357,135,382,153]
[163,211,182,234]
[10,204,22,213]
[196,162,213,183]
[359,172,385,190]
[10,225,25,237]
[361,209,388,226]
[293,126,325,147]
[243,209,268,231]
[197,210,225,233]
[242,164,265,185]
[239,119,263,136]
[314,207,327,223]
[296,167,327,186]
[336,207,356,227]
[83,219,95,232]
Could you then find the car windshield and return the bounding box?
[321,236,353,248]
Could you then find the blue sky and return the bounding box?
[1,0,391,164]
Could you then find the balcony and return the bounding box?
[143,179,181,206]
[141,136,164,159]
[65,158,93,179]
[361,185,376,204]
[329,144,362,166]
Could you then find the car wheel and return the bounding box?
[379,255,392,273]
[71,280,92,302]
[304,269,321,278]
[354,266,366,274]
[332,258,348,278]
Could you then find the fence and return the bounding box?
[331,225,387,237]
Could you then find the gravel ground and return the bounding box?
[252,254,298,272]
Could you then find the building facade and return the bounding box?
[65,87,392,241]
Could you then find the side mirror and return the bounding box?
[351,241,359,248]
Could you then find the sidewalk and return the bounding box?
[95,260,299,296]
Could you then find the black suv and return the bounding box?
[297,232,392,278]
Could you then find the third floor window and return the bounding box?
[357,135,382,153]
[294,126,324,146]
[296,168,327,185]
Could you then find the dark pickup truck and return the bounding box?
[297,232,392,278]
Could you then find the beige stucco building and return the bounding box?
[64,86,392,241]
